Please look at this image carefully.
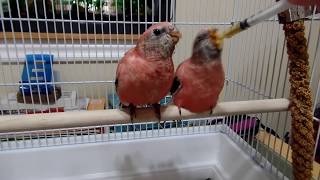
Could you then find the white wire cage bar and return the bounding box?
[0,0,320,180]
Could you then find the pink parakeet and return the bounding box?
[116,22,181,120]
[171,28,225,114]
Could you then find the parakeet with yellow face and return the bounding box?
[171,28,225,114]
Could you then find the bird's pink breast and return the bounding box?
[116,50,174,105]
[173,60,225,113]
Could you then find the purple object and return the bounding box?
[230,117,258,133]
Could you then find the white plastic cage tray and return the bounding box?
[0,127,281,180]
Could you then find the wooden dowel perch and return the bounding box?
[0,99,289,133]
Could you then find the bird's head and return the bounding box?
[137,22,181,59]
[192,28,222,62]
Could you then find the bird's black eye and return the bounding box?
[153,29,161,36]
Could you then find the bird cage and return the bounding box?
[0,0,319,179]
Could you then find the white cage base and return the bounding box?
[0,128,282,180]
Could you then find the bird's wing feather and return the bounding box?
[170,63,184,95]
[170,76,181,95]
[115,50,132,93]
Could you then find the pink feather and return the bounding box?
[173,59,225,113]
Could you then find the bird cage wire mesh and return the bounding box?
[0,0,320,179]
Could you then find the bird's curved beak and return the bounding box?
[209,29,223,51]
[169,30,182,45]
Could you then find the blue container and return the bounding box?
[108,94,120,109]
[20,54,54,95]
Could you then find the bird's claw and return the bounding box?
[153,103,161,122]
[172,107,182,127]
[129,104,137,124]
[121,103,136,124]
[178,107,182,117]
[209,107,214,116]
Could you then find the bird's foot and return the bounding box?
[121,103,136,124]
[173,107,182,127]
[129,104,136,124]
[209,107,214,116]
[152,103,161,124]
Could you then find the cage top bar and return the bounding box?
[0,99,289,133]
